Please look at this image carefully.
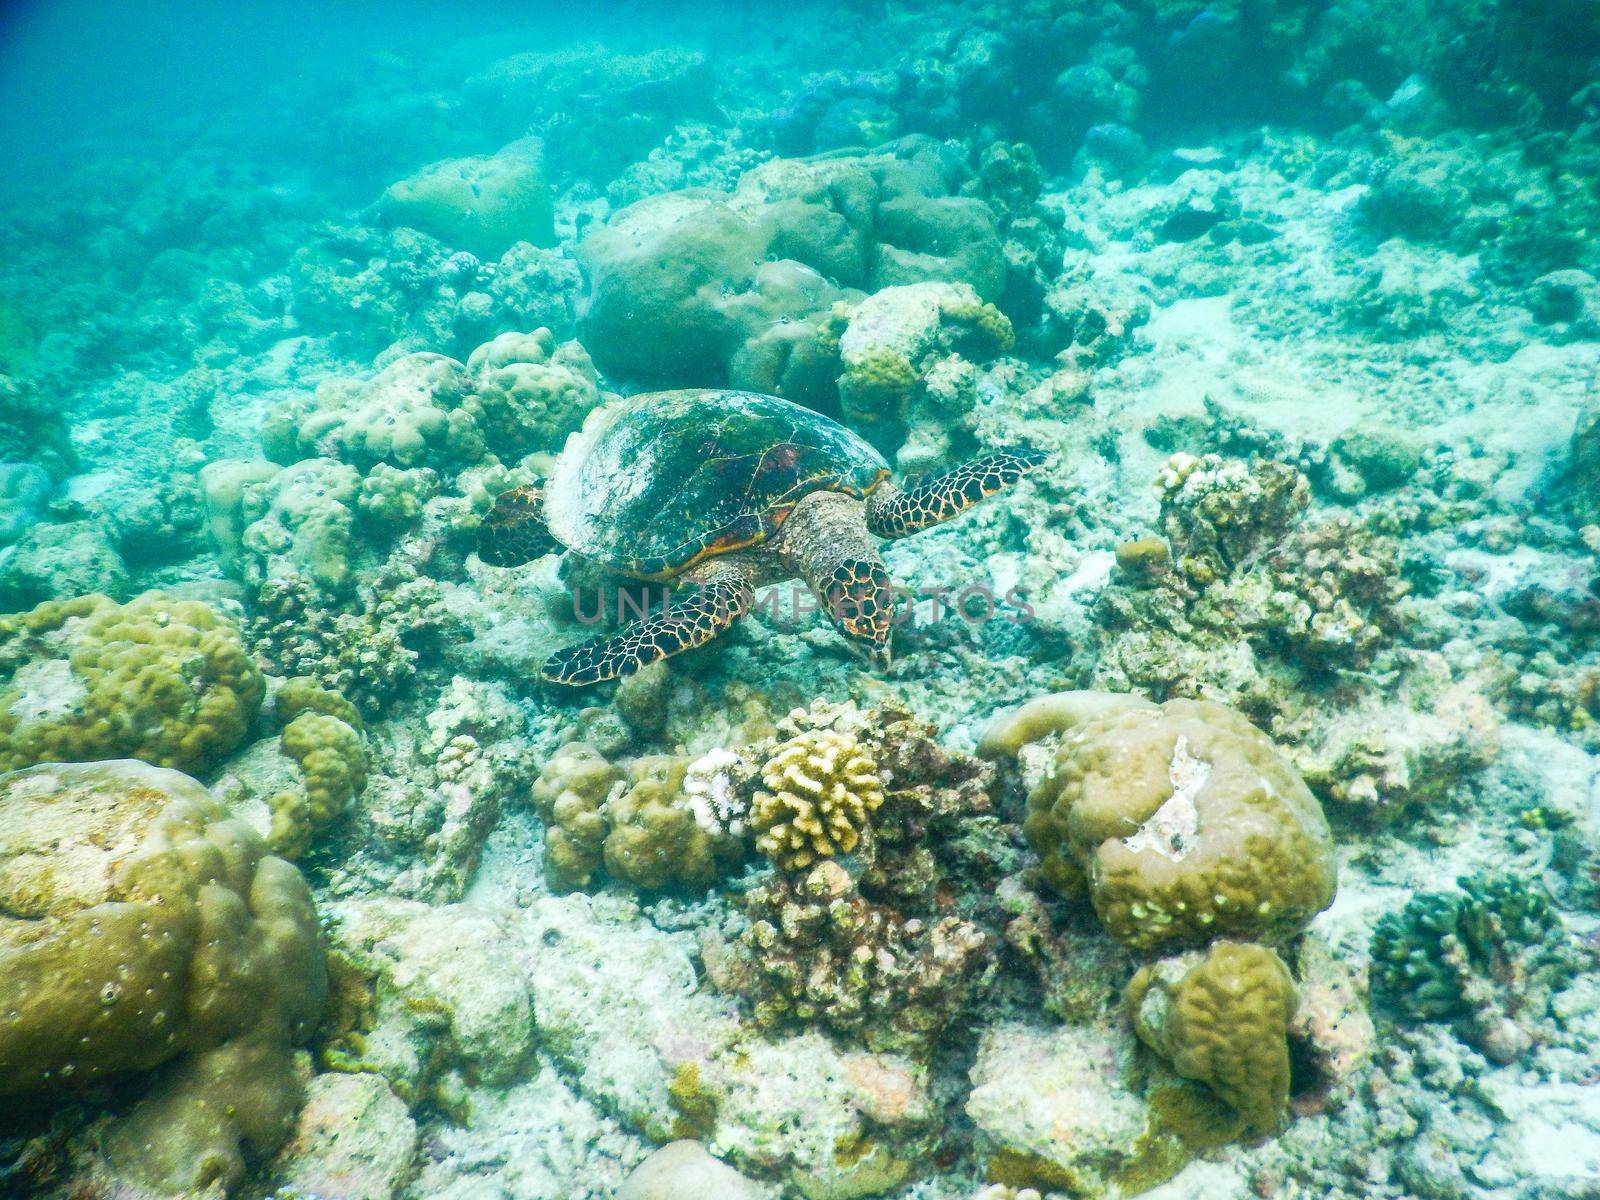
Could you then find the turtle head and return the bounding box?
[822,558,899,669]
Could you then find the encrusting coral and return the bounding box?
[0,592,264,774]
[749,725,885,870]
[1370,871,1580,1063]
[1126,941,1299,1135]
[989,692,1336,952]
[0,760,327,1195]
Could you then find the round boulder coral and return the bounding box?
[1009,693,1336,951]
[0,592,265,774]
[0,759,326,1193]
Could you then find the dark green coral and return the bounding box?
[1370,872,1578,1061]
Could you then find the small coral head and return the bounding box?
[822,558,897,666]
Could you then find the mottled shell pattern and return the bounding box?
[544,389,891,579]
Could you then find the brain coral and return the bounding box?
[998,693,1336,951]
[1127,940,1299,1134]
[0,592,264,774]
[0,759,326,1193]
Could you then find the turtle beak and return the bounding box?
[855,634,892,671]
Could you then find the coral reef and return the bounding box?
[0,760,326,1194]
[1002,693,1336,951]
[0,591,263,774]
[701,701,995,1055]
[1370,871,1581,1063]
[7,2,1600,1194]
[1127,941,1299,1134]
[749,725,885,870]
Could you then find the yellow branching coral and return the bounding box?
[1127,941,1298,1134]
[0,591,264,774]
[751,727,885,869]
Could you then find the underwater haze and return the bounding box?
[2,2,1599,1199]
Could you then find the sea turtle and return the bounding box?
[478,389,1046,685]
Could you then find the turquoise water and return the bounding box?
[2,3,1600,1198]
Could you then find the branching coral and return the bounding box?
[0,760,326,1195]
[246,552,458,714]
[0,592,264,774]
[1127,941,1298,1135]
[1370,872,1580,1063]
[718,859,988,1055]
[703,700,995,1053]
[750,727,885,869]
[1092,453,1415,744]
[1009,693,1336,951]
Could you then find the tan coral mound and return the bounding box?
[0,760,326,1194]
[0,592,265,774]
[994,692,1336,951]
[1127,941,1299,1134]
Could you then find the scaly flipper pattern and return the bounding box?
[542,570,751,686]
[477,486,559,567]
[866,448,1049,539]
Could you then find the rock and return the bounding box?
[321,894,933,1198]
[966,1020,1217,1197]
[0,461,49,543]
[616,1141,765,1200]
[1083,124,1148,175]
[271,1073,418,1200]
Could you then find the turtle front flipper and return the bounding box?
[542,561,753,686]
[866,448,1049,539]
[478,486,560,567]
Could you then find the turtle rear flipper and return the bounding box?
[478,486,559,567]
[542,562,752,686]
[866,448,1049,539]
